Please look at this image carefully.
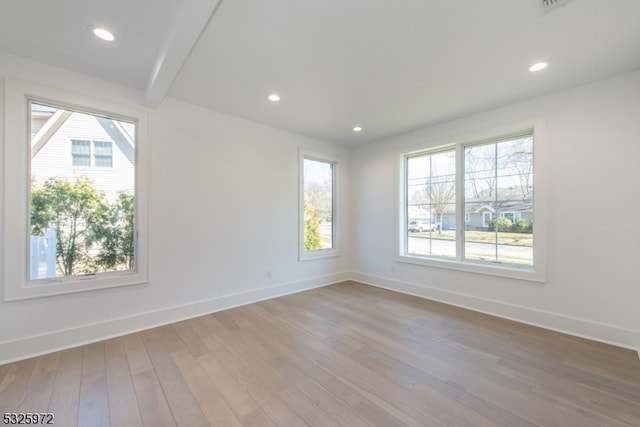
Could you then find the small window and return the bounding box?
[299,151,339,260]
[71,139,91,166]
[94,141,113,167]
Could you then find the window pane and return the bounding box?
[406,149,456,259]
[29,101,136,280]
[94,141,113,167]
[71,139,91,166]
[464,135,533,267]
[303,158,333,251]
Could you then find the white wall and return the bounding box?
[350,69,640,352]
[0,52,351,363]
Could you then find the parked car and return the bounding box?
[408,220,440,232]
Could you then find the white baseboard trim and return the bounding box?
[0,272,350,365]
[351,272,640,356]
[3,271,638,365]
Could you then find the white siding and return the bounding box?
[31,112,134,202]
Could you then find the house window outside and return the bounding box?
[94,141,113,167]
[501,212,521,222]
[2,78,149,301]
[400,128,541,281]
[299,151,339,260]
[71,139,91,166]
[71,140,113,167]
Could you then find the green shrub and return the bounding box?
[513,218,533,233]
[488,217,513,232]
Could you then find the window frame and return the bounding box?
[2,79,149,301]
[397,121,546,282]
[298,149,340,261]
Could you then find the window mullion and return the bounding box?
[456,144,465,262]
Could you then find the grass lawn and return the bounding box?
[412,230,533,246]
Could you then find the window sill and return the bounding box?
[4,271,149,302]
[299,249,342,261]
[396,254,546,283]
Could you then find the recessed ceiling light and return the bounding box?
[91,26,116,42]
[268,94,280,102]
[529,62,548,72]
[352,126,363,132]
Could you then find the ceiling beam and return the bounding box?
[143,0,224,108]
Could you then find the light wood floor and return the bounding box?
[1,281,639,426]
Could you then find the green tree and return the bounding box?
[303,199,321,250]
[31,176,109,276]
[92,191,135,270]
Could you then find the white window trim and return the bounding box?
[396,120,547,283]
[2,79,149,301]
[298,149,341,261]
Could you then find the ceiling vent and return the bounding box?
[539,0,574,13]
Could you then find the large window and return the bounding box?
[299,151,339,260]
[400,127,544,281]
[3,79,148,300]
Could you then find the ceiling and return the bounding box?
[1,0,639,146]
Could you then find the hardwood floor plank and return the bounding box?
[130,369,176,427]
[104,337,144,427]
[277,383,341,426]
[123,333,153,375]
[141,329,209,426]
[211,346,308,426]
[171,348,243,427]
[196,353,259,420]
[78,342,110,427]
[47,347,82,426]
[171,320,210,358]
[0,359,35,411]
[246,300,447,426]
[240,408,278,427]
[228,324,371,427]
[15,352,59,414]
[239,315,367,409]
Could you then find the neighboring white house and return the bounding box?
[30,103,135,202]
